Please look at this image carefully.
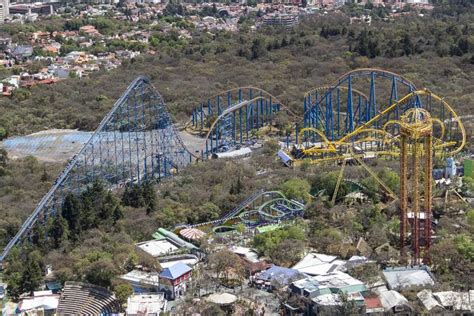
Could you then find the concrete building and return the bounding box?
[262,13,299,27]
[290,271,368,314]
[120,270,161,293]
[0,0,8,23]
[126,293,167,315]
[16,291,60,315]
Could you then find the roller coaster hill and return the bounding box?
[0,68,466,267]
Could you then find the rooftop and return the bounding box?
[18,293,60,312]
[383,266,434,290]
[256,265,305,286]
[375,286,410,311]
[364,296,385,313]
[126,293,167,315]
[159,262,192,280]
[417,289,444,312]
[292,252,346,276]
[136,239,179,257]
[434,291,472,311]
[120,270,160,286]
[312,271,366,291]
[230,246,260,263]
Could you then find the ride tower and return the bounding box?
[399,108,433,265]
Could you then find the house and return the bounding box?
[126,293,167,315]
[79,25,101,36]
[159,262,192,300]
[11,45,33,61]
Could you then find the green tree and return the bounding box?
[114,283,133,311]
[378,168,400,193]
[250,37,266,60]
[85,258,118,288]
[48,214,69,248]
[142,181,157,214]
[280,178,311,203]
[21,251,43,294]
[113,205,124,224]
[62,194,82,238]
[0,127,8,140]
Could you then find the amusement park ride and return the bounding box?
[0,68,466,267]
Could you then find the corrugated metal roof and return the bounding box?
[383,266,434,290]
[159,262,192,280]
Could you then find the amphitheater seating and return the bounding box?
[57,281,120,315]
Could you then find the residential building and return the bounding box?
[10,45,33,61]
[262,12,299,27]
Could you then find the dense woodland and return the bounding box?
[0,3,472,136]
[0,1,473,309]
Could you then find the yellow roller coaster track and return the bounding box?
[292,89,465,165]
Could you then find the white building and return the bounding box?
[0,0,9,23]
[126,293,167,315]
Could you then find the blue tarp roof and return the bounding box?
[278,150,293,164]
[256,265,305,285]
[159,262,192,280]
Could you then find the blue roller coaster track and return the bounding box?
[0,76,193,264]
[302,69,418,140]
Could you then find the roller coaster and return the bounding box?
[188,87,299,157]
[0,68,466,266]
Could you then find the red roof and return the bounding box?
[364,296,383,309]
